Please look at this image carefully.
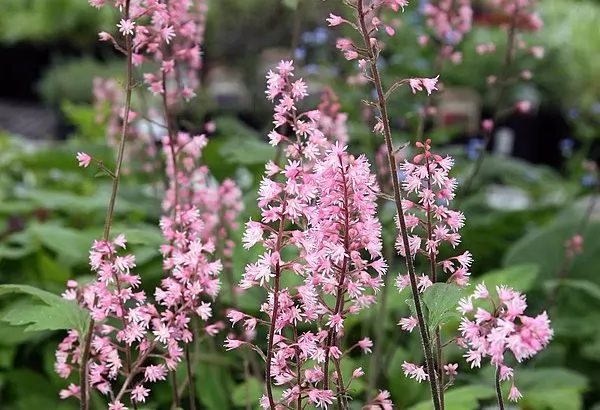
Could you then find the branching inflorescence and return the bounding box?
[57,1,554,409]
[60,1,241,409]
[226,61,389,409]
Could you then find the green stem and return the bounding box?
[79,2,134,409]
[355,2,441,409]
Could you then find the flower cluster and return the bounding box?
[92,0,209,176]
[230,60,389,409]
[458,283,553,401]
[317,87,349,147]
[421,0,473,61]
[94,0,207,101]
[56,235,186,406]
[394,139,472,288]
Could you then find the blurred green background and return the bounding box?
[1,0,600,409]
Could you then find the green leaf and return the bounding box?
[0,284,90,335]
[546,279,600,301]
[504,218,600,284]
[219,137,275,165]
[517,368,588,410]
[405,298,418,318]
[408,385,495,410]
[37,250,71,283]
[232,377,263,408]
[195,344,234,410]
[282,0,300,10]
[474,264,540,293]
[27,222,98,266]
[387,347,428,407]
[422,283,464,333]
[117,225,164,247]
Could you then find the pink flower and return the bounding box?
[144,364,167,382]
[409,76,439,95]
[98,31,113,41]
[76,152,92,168]
[399,316,418,332]
[516,100,532,113]
[307,389,334,408]
[117,19,135,36]
[443,363,458,376]
[224,337,244,350]
[109,401,128,410]
[509,383,522,402]
[358,337,373,354]
[458,285,552,400]
[58,383,80,399]
[482,119,494,133]
[530,46,545,59]
[352,367,365,378]
[401,361,428,382]
[89,0,106,8]
[326,13,346,26]
[131,384,150,403]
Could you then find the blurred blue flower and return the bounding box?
[559,138,574,157]
[313,27,329,45]
[301,31,315,44]
[467,138,484,160]
[581,174,596,187]
[567,107,579,119]
[592,103,600,114]
[397,170,407,182]
[304,64,320,74]
[443,30,460,45]
[294,48,306,60]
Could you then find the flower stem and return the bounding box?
[185,344,197,410]
[79,2,134,409]
[495,366,505,410]
[355,2,441,409]
[265,201,287,409]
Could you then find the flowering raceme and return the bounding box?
[93,0,208,173]
[395,139,472,290]
[56,234,202,405]
[458,283,553,401]
[229,60,388,409]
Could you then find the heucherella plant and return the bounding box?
[327,0,552,409]
[226,60,390,409]
[55,1,239,409]
[0,0,558,409]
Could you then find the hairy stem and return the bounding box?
[80,2,134,408]
[367,244,394,393]
[425,157,444,408]
[170,371,180,409]
[355,1,441,409]
[323,159,351,401]
[185,344,197,410]
[495,366,505,410]
[265,200,288,409]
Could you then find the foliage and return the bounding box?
[0,0,113,44]
[1,0,600,408]
[37,58,125,105]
